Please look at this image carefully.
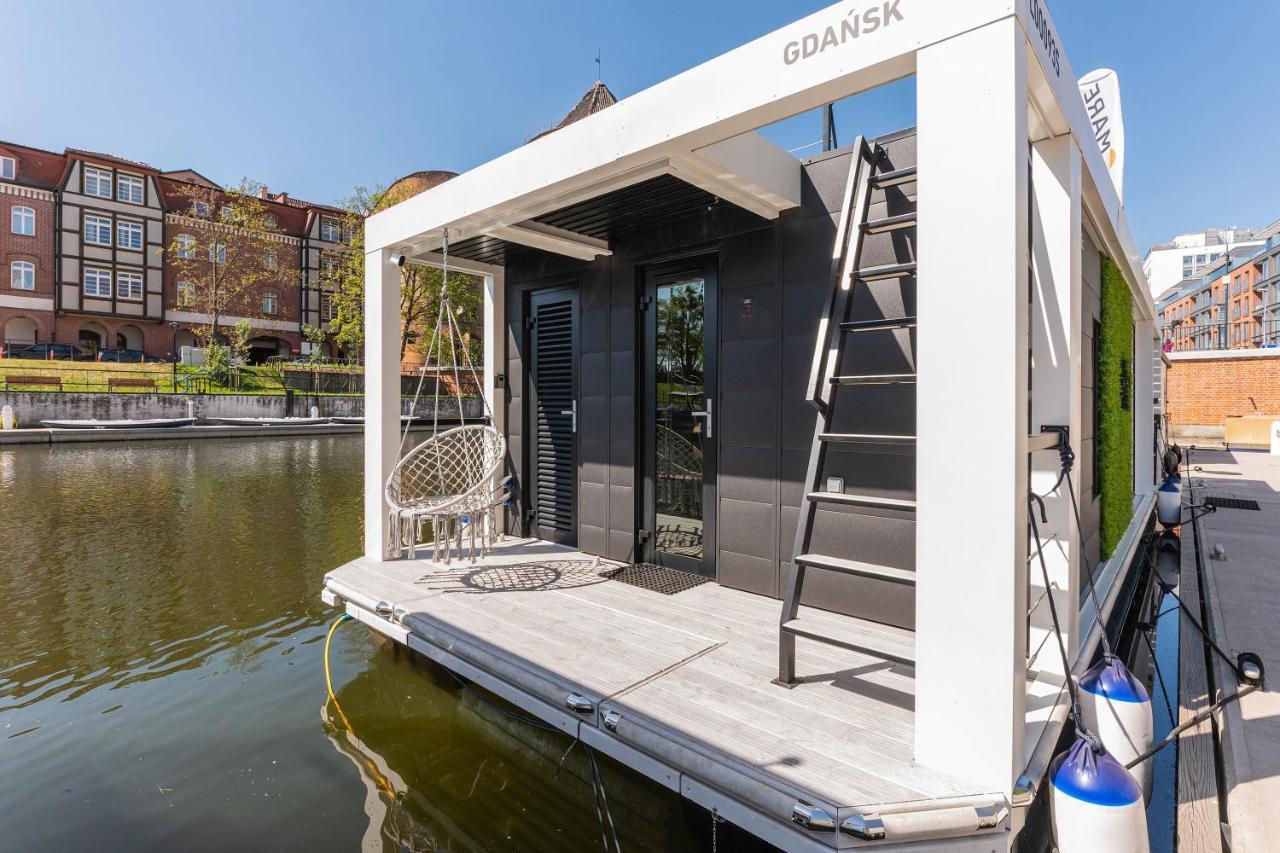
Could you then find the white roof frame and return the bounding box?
[366,0,1151,318]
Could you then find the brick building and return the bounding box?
[0,138,351,360]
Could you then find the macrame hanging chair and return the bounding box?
[385,229,508,563]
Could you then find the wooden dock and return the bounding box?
[324,539,1010,851]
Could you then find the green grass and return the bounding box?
[1098,254,1135,557]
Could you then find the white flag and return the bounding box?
[1078,68,1125,202]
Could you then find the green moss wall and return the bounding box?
[1098,255,1134,557]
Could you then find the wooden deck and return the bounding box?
[323,538,1009,851]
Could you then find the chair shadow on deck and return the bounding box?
[415,559,612,594]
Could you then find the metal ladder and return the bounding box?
[776,136,918,686]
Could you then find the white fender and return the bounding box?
[1156,477,1181,527]
[1079,656,1155,802]
[1050,738,1149,853]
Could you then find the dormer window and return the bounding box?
[193,201,210,217]
[84,166,112,198]
[0,156,14,180]
[117,174,144,204]
[220,205,234,221]
[321,216,341,241]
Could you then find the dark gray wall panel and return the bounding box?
[722,338,777,393]
[720,393,777,449]
[719,445,777,505]
[719,549,778,598]
[718,497,776,561]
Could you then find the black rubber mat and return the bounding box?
[1205,496,1261,511]
[599,563,711,595]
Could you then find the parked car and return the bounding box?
[95,347,166,364]
[6,342,88,360]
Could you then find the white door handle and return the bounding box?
[560,400,577,433]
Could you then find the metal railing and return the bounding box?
[1163,320,1280,352]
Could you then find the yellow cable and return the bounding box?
[325,613,355,733]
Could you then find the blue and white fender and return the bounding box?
[1050,737,1149,853]
[1156,476,1182,527]
[1079,656,1155,802]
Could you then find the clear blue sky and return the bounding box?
[5,0,1278,251]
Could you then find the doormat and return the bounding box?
[1205,496,1261,511]
[599,563,711,595]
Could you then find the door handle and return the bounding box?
[560,400,577,433]
[691,398,713,439]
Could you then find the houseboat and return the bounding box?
[323,1,1161,849]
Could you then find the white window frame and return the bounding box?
[0,156,15,180]
[117,174,144,204]
[10,260,35,291]
[193,201,210,217]
[84,166,113,199]
[263,249,278,271]
[83,267,112,298]
[84,214,112,246]
[321,217,340,241]
[176,280,195,307]
[220,205,234,221]
[11,205,35,236]
[320,292,334,321]
[209,242,226,264]
[320,254,338,278]
[117,270,143,301]
[177,233,196,259]
[117,220,144,251]
[262,291,279,315]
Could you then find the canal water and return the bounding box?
[0,436,762,851]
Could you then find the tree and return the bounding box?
[328,184,483,365]
[301,323,328,365]
[165,178,282,345]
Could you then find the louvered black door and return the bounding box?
[527,287,578,545]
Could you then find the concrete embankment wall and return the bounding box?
[0,392,481,429]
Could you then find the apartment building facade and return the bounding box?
[1143,225,1264,298]
[1,139,351,360]
[1160,247,1269,351]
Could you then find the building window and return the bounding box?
[176,233,195,259]
[0,156,14,180]
[84,267,112,297]
[320,254,338,278]
[193,201,210,217]
[320,292,334,321]
[263,250,277,271]
[84,214,112,245]
[176,280,194,306]
[117,174,144,204]
[117,220,143,250]
[10,261,34,290]
[220,205,234,221]
[84,166,112,198]
[117,271,143,301]
[262,291,279,315]
[321,216,341,241]
[264,214,277,229]
[11,205,35,236]
[209,242,226,264]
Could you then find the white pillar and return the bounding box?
[364,248,401,560]
[915,17,1029,796]
[1027,134,1082,680]
[482,271,506,436]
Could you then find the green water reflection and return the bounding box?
[0,436,757,851]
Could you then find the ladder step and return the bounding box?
[819,432,915,445]
[863,212,916,234]
[855,261,917,281]
[870,165,917,189]
[830,373,917,386]
[795,553,916,585]
[781,616,915,665]
[806,491,917,510]
[839,316,917,333]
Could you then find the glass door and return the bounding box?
[641,258,717,577]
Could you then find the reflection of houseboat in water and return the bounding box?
[327,1,1173,849]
